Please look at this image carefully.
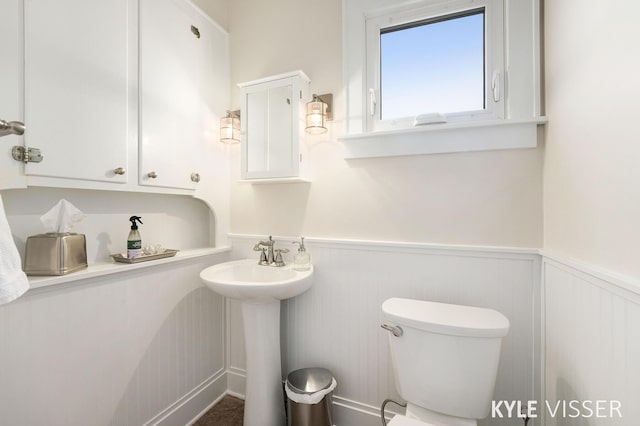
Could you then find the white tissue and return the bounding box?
[40,199,85,233]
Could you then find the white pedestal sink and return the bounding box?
[200,259,313,426]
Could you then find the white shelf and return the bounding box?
[238,177,310,185]
[27,246,231,290]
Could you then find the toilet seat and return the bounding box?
[387,415,433,426]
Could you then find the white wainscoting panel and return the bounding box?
[543,256,640,426]
[0,253,229,426]
[228,235,541,425]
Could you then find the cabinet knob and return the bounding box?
[191,173,200,183]
[147,171,158,179]
[114,167,126,175]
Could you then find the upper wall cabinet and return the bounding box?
[15,0,229,194]
[140,0,227,190]
[239,71,310,182]
[24,0,133,185]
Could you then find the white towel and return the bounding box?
[0,193,29,305]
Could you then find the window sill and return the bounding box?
[338,117,547,159]
[238,177,310,185]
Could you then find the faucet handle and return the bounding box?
[273,248,289,267]
[257,248,269,265]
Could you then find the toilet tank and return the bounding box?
[382,298,510,420]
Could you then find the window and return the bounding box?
[342,0,544,158]
[365,0,504,131]
[380,9,485,120]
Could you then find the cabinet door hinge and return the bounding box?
[300,153,303,163]
[12,146,43,163]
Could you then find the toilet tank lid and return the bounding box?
[382,298,510,338]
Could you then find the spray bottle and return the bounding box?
[127,216,143,259]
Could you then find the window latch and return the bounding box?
[369,88,377,116]
[491,70,501,102]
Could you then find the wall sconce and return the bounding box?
[220,110,240,144]
[305,93,333,135]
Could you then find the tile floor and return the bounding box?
[194,395,244,426]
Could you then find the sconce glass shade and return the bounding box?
[305,98,328,135]
[220,114,240,144]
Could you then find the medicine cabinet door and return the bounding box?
[240,72,309,180]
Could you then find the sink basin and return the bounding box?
[200,259,313,303]
[200,258,314,425]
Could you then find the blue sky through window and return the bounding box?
[380,11,485,120]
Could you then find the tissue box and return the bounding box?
[24,233,87,276]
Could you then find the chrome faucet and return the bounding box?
[253,236,289,267]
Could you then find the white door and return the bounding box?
[23,0,132,184]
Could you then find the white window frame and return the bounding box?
[340,0,546,159]
[365,0,504,132]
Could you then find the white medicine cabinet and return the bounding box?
[239,71,310,183]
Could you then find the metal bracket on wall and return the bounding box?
[12,146,43,163]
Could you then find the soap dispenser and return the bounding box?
[292,237,311,271]
[127,216,143,259]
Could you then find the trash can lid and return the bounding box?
[286,367,333,395]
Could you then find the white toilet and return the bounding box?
[381,298,510,426]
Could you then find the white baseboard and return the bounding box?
[146,369,227,426]
[217,369,396,426]
[226,368,246,398]
[185,392,228,426]
[225,390,246,400]
[332,395,395,426]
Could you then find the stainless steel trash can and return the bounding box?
[286,367,335,426]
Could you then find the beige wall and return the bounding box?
[223,0,543,247]
[544,0,640,278]
[191,0,229,30]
